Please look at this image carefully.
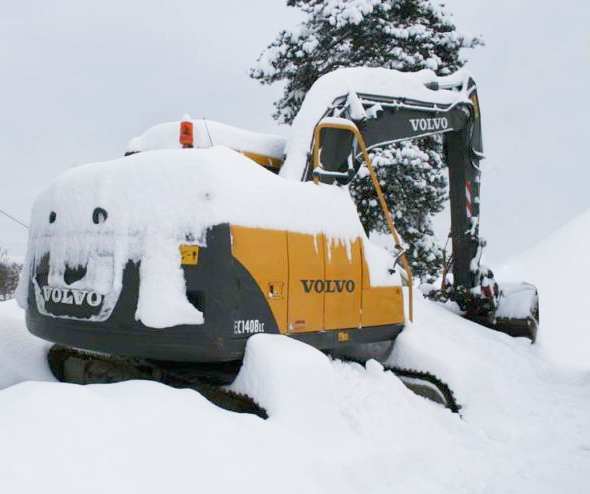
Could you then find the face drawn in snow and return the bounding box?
[33,206,114,318]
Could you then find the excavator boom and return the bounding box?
[298,69,537,340]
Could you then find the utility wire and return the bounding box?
[0,208,28,229]
[203,117,214,147]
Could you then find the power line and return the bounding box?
[0,208,28,229]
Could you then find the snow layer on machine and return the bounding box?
[17,146,400,327]
[126,118,287,159]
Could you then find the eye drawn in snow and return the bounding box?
[92,207,108,224]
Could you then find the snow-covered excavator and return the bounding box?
[17,68,538,416]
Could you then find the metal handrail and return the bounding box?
[312,118,413,322]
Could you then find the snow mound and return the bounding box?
[0,380,278,494]
[1,295,589,493]
[496,209,590,370]
[231,334,340,422]
[0,300,53,389]
[390,293,590,493]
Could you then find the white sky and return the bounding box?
[1,0,588,267]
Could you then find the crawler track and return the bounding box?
[48,345,268,419]
[340,356,461,413]
[48,344,459,418]
[390,366,460,413]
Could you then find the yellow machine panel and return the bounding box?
[241,151,283,171]
[359,246,405,326]
[287,232,325,333]
[230,226,289,334]
[324,237,362,330]
[361,286,405,327]
[230,226,403,335]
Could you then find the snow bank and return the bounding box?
[496,209,590,370]
[0,298,589,493]
[231,334,343,425]
[0,380,284,494]
[390,293,590,493]
[0,300,53,389]
[17,146,399,327]
[281,67,473,180]
[127,118,286,159]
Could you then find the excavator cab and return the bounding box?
[311,126,357,184]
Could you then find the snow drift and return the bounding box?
[0,300,52,388]
[497,209,590,370]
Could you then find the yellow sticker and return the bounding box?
[180,244,199,265]
[338,331,349,342]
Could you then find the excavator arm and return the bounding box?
[303,71,538,340]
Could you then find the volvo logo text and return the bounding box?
[409,117,449,132]
[42,286,103,307]
[300,279,355,293]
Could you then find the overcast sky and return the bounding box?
[1,0,588,268]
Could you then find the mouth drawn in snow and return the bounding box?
[32,252,120,322]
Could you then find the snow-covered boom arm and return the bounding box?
[298,69,537,339]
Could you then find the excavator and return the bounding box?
[18,67,538,417]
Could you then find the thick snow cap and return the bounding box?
[126,118,286,160]
[281,66,473,180]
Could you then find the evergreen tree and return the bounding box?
[350,139,447,281]
[251,0,481,281]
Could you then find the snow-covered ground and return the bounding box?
[1,209,589,493]
[496,209,590,371]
